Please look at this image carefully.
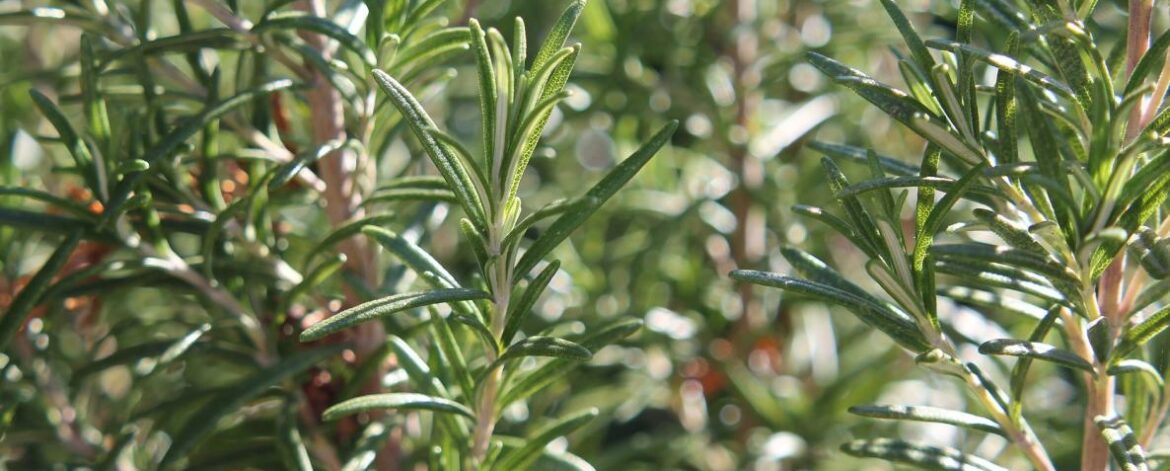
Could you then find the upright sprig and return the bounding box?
[736,0,1170,469]
[299,1,677,468]
[0,0,511,468]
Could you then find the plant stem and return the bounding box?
[963,368,1055,471]
[297,1,383,468]
[472,225,512,461]
[1069,290,1114,471]
[726,0,765,348]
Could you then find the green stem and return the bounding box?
[963,367,1055,471]
[472,209,513,462]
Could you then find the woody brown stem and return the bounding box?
[728,0,764,335]
[298,0,387,469]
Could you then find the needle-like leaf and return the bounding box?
[514,121,677,277]
[299,289,490,341]
[322,393,475,421]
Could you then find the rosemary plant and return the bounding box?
[735,0,1170,469]
[298,2,677,468]
[0,0,672,469]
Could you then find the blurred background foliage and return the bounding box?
[0,0,1146,469]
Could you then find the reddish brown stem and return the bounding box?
[727,0,764,334]
[298,0,388,469]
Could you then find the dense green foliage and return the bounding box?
[5,0,1170,470]
[736,0,1170,469]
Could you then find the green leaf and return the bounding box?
[935,260,1068,304]
[995,33,1019,164]
[937,249,1069,292]
[511,16,527,88]
[495,408,598,471]
[954,0,978,136]
[1009,306,1063,421]
[1116,150,1170,226]
[513,121,677,277]
[531,0,585,73]
[979,339,1094,374]
[835,175,995,200]
[299,289,490,341]
[841,438,1007,471]
[1114,304,1170,361]
[809,141,919,176]
[931,243,1080,285]
[363,226,483,321]
[70,341,165,382]
[362,226,457,287]
[1125,27,1170,95]
[110,81,293,228]
[29,90,101,196]
[503,198,583,250]
[450,311,499,354]
[0,231,81,352]
[430,311,476,399]
[99,29,250,67]
[270,139,351,190]
[878,0,935,72]
[388,335,447,397]
[821,157,885,259]
[503,260,560,345]
[940,287,1050,319]
[791,204,876,258]
[303,214,397,271]
[159,344,345,469]
[971,208,1048,254]
[286,254,346,310]
[254,12,376,65]
[393,27,471,69]
[848,404,1005,436]
[364,187,457,205]
[485,336,592,380]
[1108,360,1165,387]
[459,218,491,268]
[1132,228,1170,279]
[0,8,105,33]
[79,34,110,183]
[505,85,573,200]
[142,79,298,165]
[469,19,497,180]
[506,46,579,203]
[402,0,446,31]
[386,336,470,438]
[925,39,1076,100]
[497,319,641,409]
[374,176,450,192]
[0,186,97,219]
[781,247,891,310]
[495,436,596,471]
[159,323,212,365]
[279,36,360,101]
[322,393,474,421]
[341,421,392,471]
[808,53,929,123]
[427,128,491,197]
[371,69,487,228]
[1095,415,1150,471]
[1133,279,1170,319]
[730,270,930,352]
[276,406,313,471]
